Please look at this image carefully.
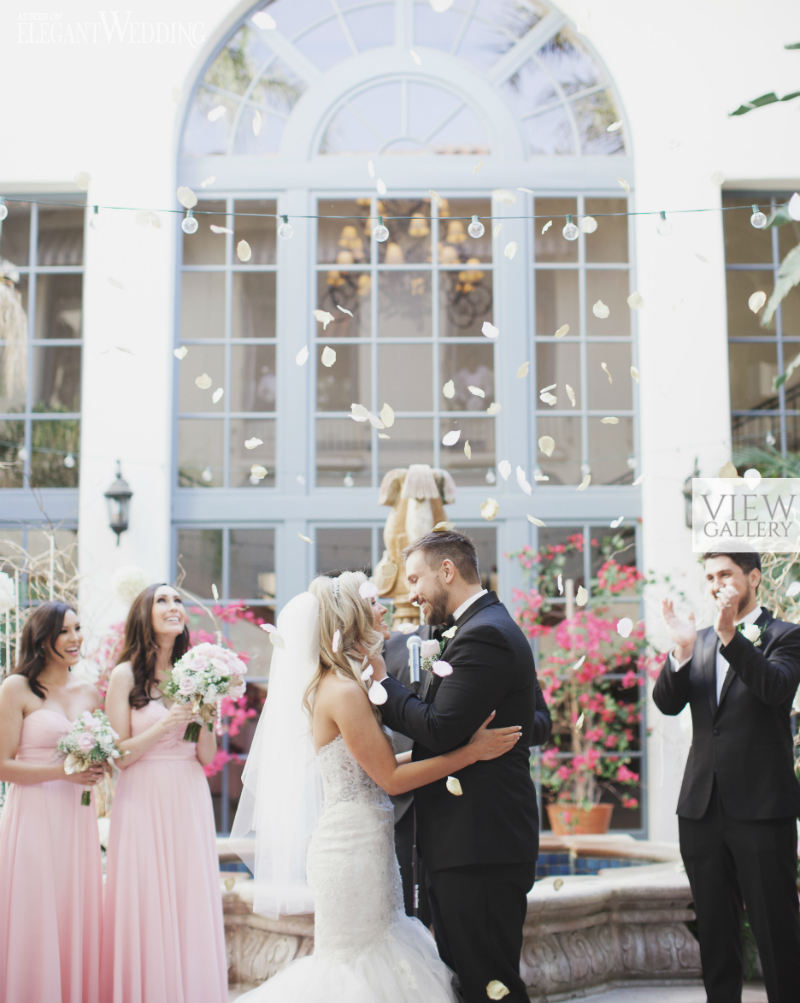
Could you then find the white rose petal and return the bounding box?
[442,429,461,446]
[236,240,252,262]
[617,617,634,638]
[296,345,309,366]
[538,435,555,457]
[174,346,188,360]
[630,366,640,383]
[380,403,395,428]
[442,380,456,399]
[577,472,591,491]
[361,664,374,681]
[194,373,212,390]
[592,299,610,319]
[445,776,463,796]
[368,679,388,705]
[497,460,511,480]
[516,361,530,378]
[468,385,486,398]
[743,468,761,489]
[482,321,500,340]
[601,416,620,425]
[177,186,197,209]
[516,466,532,495]
[576,586,589,607]
[527,514,546,527]
[313,309,335,330]
[503,241,517,259]
[332,629,341,653]
[487,979,511,999]
[464,440,472,458]
[554,323,569,338]
[566,384,576,407]
[212,387,224,404]
[786,581,800,598]
[581,216,598,234]
[789,192,800,221]
[321,346,337,367]
[748,291,767,314]
[627,291,644,309]
[601,362,613,383]
[433,660,453,677]
[358,580,379,600]
[486,402,501,415]
[244,437,263,450]
[481,498,499,521]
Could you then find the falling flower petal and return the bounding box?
[177,186,197,209]
[252,110,263,136]
[743,468,761,489]
[208,105,226,122]
[498,460,511,480]
[581,216,598,234]
[539,386,557,406]
[516,361,530,378]
[442,380,455,399]
[337,304,354,317]
[573,655,586,672]
[409,48,422,65]
[367,412,386,430]
[359,580,379,599]
[376,178,387,196]
[445,776,463,796]
[321,346,337,367]
[787,581,800,598]
[428,190,445,210]
[433,521,455,532]
[566,384,576,407]
[486,402,501,415]
[430,0,454,11]
[380,403,395,427]
[212,387,224,404]
[361,663,374,681]
[601,362,613,383]
[314,309,335,329]
[527,514,546,526]
[296,345,309,366]
[367,159,375,178]
[576,586,589,607]
[468,385,486,398]
[748,290,767,314]
[627,291,644,309]
[601,416,620,424]
[592,299,610,319]
[195,373,212,390]
[557,574,563,595]
[244,437,263,450]
[789,192,800,221]
[486,980,510,1000]
[464,440,472,459]
[433,660,453,677]
[576,711,585,729]
[482,321,499,340]
[480,498,499,521]
[332,629,341,652]
[633,473,645,486]
[174,346,188,360]
[577,472,591,491]
[610,516,624,528]
[607,120,623,133]
[516,466,532,495]
[368,679,388,705]
[237,240,252,262]
[211,583,219,600]
[554,324,569,338]
[252,10,276,29]
[630,366,640,382]
[298,533,312,544]
[442,429,461,446]
[210,224,233,234]
[538,435,555,457]
[378,432,391,440]
[553,878,564,891]
[503,241,517,260]
[617,617,634,638]
[250,463,268,481]
[350,403,370,422]
[617,178,631,193]
[541,220,553,234]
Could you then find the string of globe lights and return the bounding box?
[1,191,798,243]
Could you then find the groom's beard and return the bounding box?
[423,583,449,626]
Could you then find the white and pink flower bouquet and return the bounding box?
[163,643,247,742]
[57,709,122,805]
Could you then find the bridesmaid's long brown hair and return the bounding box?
[16,601,77,699]
[119,584,190,709]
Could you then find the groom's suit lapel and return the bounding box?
[717,607,773,710]
[699,627,718,718]
[422,592,500,704]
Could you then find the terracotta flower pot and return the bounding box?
[546,802,614,835]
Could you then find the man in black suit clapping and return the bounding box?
[653,551,800,1003]
[376,530,547,1003]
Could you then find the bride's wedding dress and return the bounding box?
[236,733,457,1002]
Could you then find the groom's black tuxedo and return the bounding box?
[653,608,800,1002]
[381,591,548,1003]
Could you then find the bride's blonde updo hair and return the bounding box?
[303,571,385,718]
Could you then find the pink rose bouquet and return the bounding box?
[57,709,122,805]
[162,642,247,742]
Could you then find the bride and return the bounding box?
[232,571,521,1002]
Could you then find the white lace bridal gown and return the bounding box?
[236,734,457,1002]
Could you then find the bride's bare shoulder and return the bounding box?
[317,672,365,703]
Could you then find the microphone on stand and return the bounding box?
[407,635,421,686]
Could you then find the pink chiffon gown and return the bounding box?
[0,708,104,1003]
[101,700,227,1003]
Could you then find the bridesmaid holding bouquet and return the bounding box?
[0,601,105,1003]
[101,584,227,1003]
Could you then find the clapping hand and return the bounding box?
[713,584,738,645]
[662,598,697,662]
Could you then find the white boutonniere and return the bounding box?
[740,622,764,647]
[420,629,456,678]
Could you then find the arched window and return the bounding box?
[175,0,641,833]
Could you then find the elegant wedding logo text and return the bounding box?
[17,10,206,46]
[691,478,800,553]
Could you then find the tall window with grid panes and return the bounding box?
[0,199,83,618]
[175,0,644,833]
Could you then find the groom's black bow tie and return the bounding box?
[431,614,456,641]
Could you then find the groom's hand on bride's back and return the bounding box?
[467,711,522,761]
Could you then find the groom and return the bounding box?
[376,530,546,1003]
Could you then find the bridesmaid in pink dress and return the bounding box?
[0,601,105,1003]
[101,584,227,1003]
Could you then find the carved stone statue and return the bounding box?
[373,464,456,625]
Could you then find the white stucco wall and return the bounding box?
[1,0,798,839]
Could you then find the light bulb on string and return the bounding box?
[343,471,354,488]
[656,210,672,236]
[277,214,294,240]
[562,214,579,241]
[467,215,485,239]
[181,209,198,235]
[0,198,8,222]
[63,452,76,469]
[89,205,100,230]
[750,204,767,229]
[373,216,390,242]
